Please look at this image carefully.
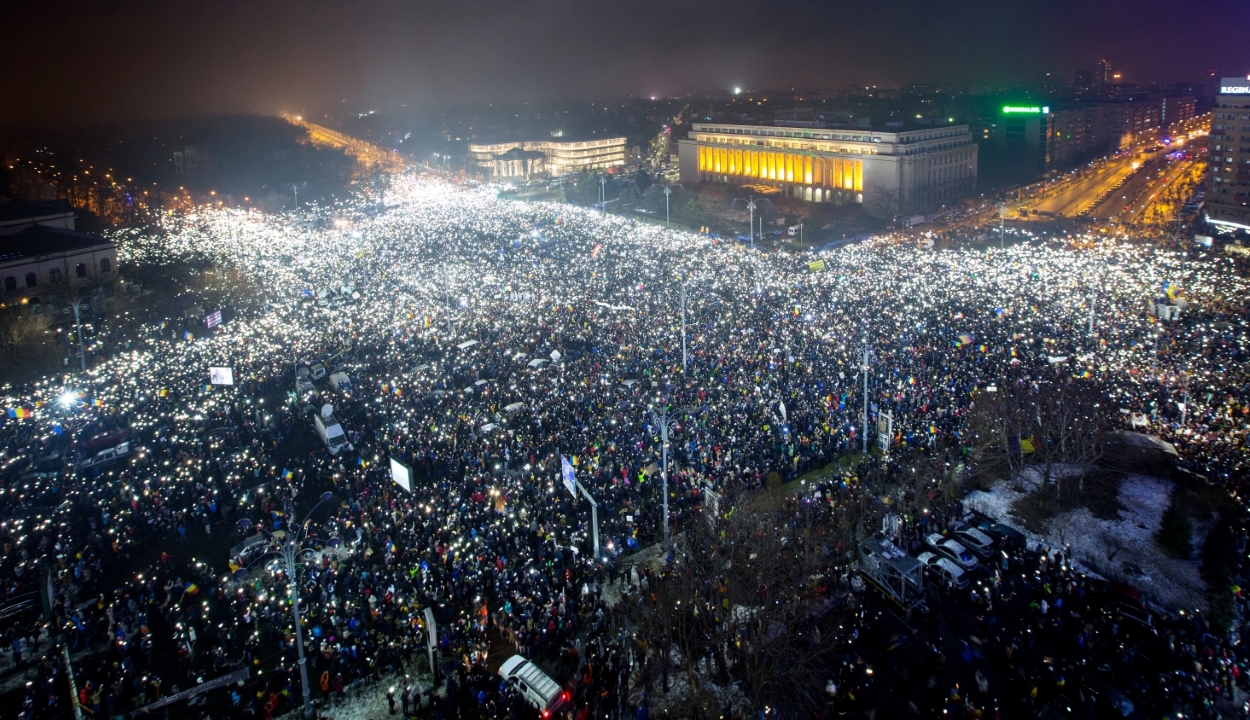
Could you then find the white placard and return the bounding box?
[208,367,234,386]
[390,458,412,493]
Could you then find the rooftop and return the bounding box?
[0,198,75,225]
[0,225,113,263]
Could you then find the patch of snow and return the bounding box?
[965,473,1206,611]
[275,674,433,720]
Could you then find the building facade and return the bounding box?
[1045,104,1128,167]
[1,225,117,315]
[1205,77,1250,230]
[1161,96,1197,129]
[468,137,626,179]
[677,122,977,217]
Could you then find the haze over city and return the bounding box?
[5,0,1250,126]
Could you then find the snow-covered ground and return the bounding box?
[965,473,1207,610]
[275,674,434,720]
[625,648,753,718]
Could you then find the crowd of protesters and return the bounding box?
[0,173,1246,718]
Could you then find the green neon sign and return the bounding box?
[1003,105,1049,114]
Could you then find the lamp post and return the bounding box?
[646,399,706,550]
[239,491,337,719]
[1088,273,1099,337]
[664,185,672,228]
[860,339,873,455]
[746,198,757,250]
[599,175,607,214]
[62,297,90,373]
[680,286,688,374]
[998,203,1006,249]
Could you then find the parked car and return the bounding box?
[1078,673,1147,719]
[925,533,978,571]
[969,517,1027,548]
[916,551,968,589]
[78,442,131,472]
[953,526,996,558]
[1104,602,1155,633]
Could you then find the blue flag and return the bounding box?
[560,455,578,498]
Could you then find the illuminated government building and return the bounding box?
[678,121,977,217]
[468,136,626,179]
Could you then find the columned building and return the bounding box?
[1205,77,1250,230]
[677,121,977,217]
[468,137,626,179]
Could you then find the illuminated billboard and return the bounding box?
[1003,106,1050,114]
[1220,77,1250,95]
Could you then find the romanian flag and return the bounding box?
[6,408,31,419]
[957,333,975,346]
[184,582,200,595]
[424,316,430,328]
[159,388,169,397]
[183,331,194,341]
[282,468,294,480]
[93,398,105,407]
[1163,281,1181,301]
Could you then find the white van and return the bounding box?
[499,655,569,718]
[314,413,353,455]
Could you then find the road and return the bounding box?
[1120,154,1205,225]
[1027,154,1144,218]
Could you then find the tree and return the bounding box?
[865,184,899,219]
[0,310,51,377]
[1155,491,1193,559]
[968,378,1114,508]
[629,488,839,717]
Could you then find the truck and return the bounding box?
[314,411,353,455]
[328,372,352,393]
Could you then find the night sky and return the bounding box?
[5,0,1249,126]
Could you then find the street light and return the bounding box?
[859,339,874,455]
[680,286,688,373]
[663,185,672,228]
[645,398,706,550]
[237,491,337,719]
[746,198,757,250]
[62,297,91,373]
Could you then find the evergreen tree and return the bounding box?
[1155,491,1193,560]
